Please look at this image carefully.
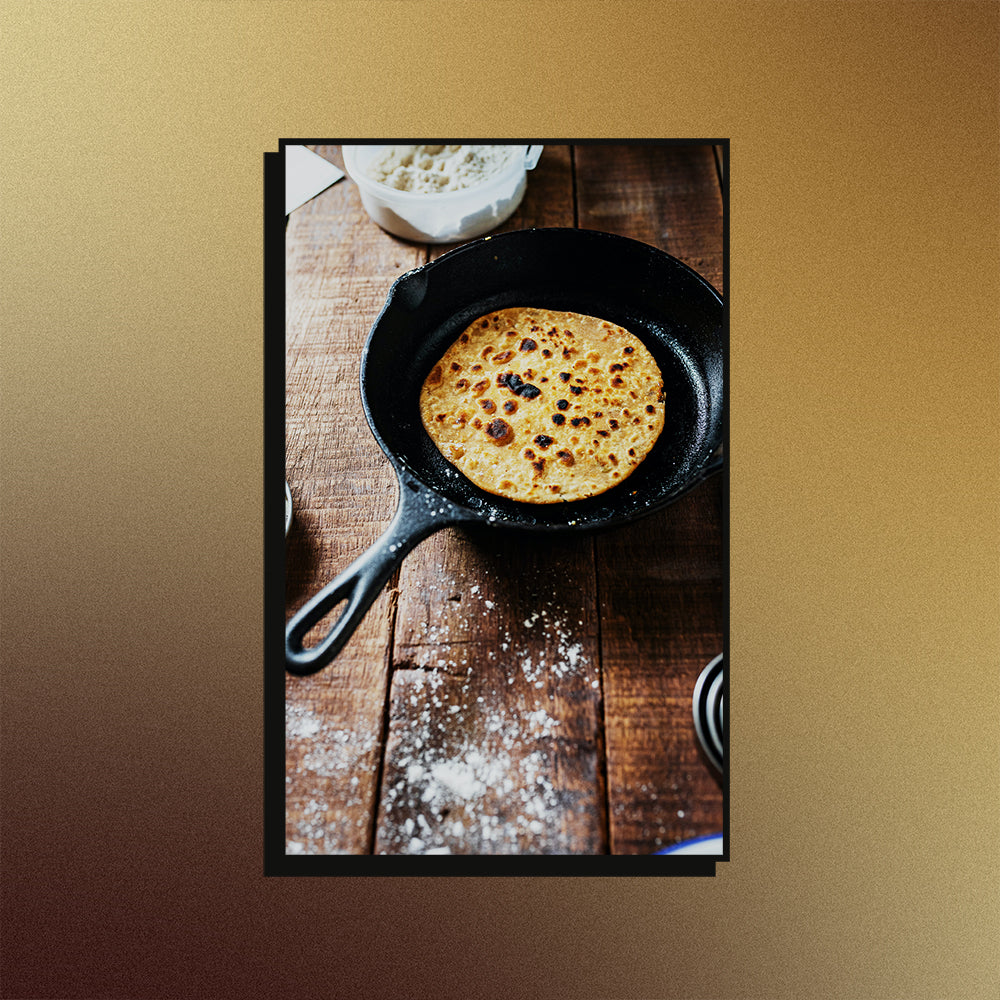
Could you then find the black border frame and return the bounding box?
[265,139,729,876]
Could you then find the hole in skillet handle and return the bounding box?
[285,475,474,675]
[298,599,349,650]
[285,579,366,674]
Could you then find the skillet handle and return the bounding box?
[285,480,464,676]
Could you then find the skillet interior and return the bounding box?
[361,228,723,530]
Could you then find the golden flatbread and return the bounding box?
[419,307,665,503]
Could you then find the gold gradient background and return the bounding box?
[2,2,997,997]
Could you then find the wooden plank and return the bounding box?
[285,145,426,854]
[372,146,610,854]
[575,143,724,296]
[376,531,605,854]
[576,144,725,854]
[597,483,725,854]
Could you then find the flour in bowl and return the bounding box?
[366,144,518,193]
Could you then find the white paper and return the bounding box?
[285,145,344,215]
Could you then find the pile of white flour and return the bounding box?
[366,144,517,193]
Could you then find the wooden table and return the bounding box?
[285,144,724,856]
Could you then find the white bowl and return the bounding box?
[342,144,543,244]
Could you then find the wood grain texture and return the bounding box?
[577,145,724,853]
[597,483,725,853]
[575,144,724,296]
[284,146,424,854]
[376,529,605,854]
[285,143,724,855]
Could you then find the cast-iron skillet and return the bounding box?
[286,228,724,675]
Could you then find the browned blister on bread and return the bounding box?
[419,307,665,503]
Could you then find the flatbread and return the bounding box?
[419,307,665,503]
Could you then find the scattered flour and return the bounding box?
[285,701,379,854]
[288,567,605,855]
[373,575,601,855]
[380,732,567,855]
